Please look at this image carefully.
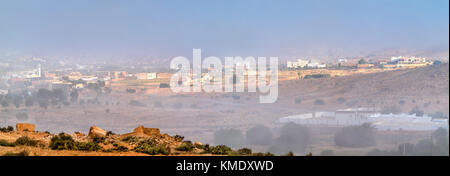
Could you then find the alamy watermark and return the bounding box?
[169,49,278,103]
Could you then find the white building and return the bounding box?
[276,108,448,131]
[0,89,8,95]
[287,59,326,69]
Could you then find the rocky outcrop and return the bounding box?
[133,126,160,136]
[16,123,35,132]
[120,125,161,138]
[88,126,107,138]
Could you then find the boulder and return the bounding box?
[88,126,107,138]
[16,123,35,132]
[194,142,202,146]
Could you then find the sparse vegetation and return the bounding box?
[283,151,295,156]
[0,139,15,147]
[320,150,335,156]
[314,99,325,105]
[210,145,232,155]
[159,83,170,88]
[337,97,346,104]
[246,125,273,145]
[76,141,102,151]
[381,105,401,114]
[134,139,170,155]
[175,142,195,152]
[14,136,39,147]
[3,150,29,156]
[237,148,252,155]
[122,136,139,144]
[49,133,77,150]
[252,152,275,156]
[126,88,136,94]
[409,106,424,116]
[174,135,184,142]
[334,123,376,148]
[269,123,310,154]
[0,126,14,132]
[304,74,331,79]
[214,129,245,148]
[129,100,146,107]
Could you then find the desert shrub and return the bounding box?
[113,145,129,152]
[0,126,14,132]
[194,143,203,149]
[159,83,170,88]
[283,152,295,156]
[294,98,302,104]
[76,142,101,151]
[126,88,136,94]
[367,128,449,156]
[210,145,232,155]
[237,148,252,155]
[409,106,424,116]
[304,74,330,79]
[134,141,170,155]
[3,150,29,156]
[214,129,245,148]
[314,99,325,105]
[345,100,358,107]
[14,136,38,147]
[252,152,275,156]
[0,139,15,147]
[174,135,184,142]
[320,150,335,156]
[49,133,77,150]
[92,136,106,144]
[246,125,273,145]
[122,136,139,144]
[129,100,146,107]
[271,123,310,154]
[381,105,401,114]
[337,97,347,104]
[106,131,115,136]
[199,144,212,153]
[175,142,195,152]
[334,123,376,148]
[430,112,448,119]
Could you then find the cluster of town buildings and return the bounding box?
[286,56,434,70]
[0,63,171,95]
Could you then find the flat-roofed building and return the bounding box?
[137,72,157,80]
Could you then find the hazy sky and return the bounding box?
[0,0,448,59]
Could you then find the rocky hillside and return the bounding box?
[279,64,449,114]
[1,123,256,156]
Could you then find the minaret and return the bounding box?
[38,63,41,78]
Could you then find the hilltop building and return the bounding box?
[287,59,327,69]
